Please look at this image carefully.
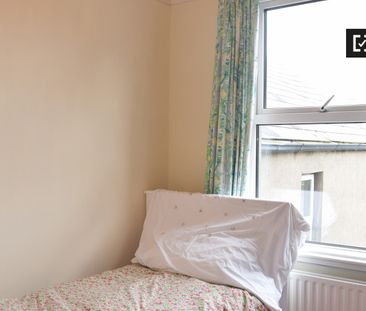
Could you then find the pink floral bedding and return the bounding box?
[1,264,268,311]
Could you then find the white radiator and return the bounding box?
[287,271,366,311]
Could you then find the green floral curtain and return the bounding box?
[205,0,259,196]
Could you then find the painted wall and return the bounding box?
[0,0,169,297]
[168,0,218,192]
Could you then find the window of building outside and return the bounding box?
[255,0,366,252]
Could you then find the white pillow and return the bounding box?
[134,190,310,311]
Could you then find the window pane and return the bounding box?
[266,0,366,109]
[257,123,366,248]
[301,177,312,217]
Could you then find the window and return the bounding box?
[301,172,323,242]
[300,174,314,228]
[255,0,366,252]
[264,0,366,110]
[257,123,366,248]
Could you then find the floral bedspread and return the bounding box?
[1,264,268,311]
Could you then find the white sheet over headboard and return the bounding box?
[135,189,310,311]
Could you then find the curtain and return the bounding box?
[205,0,259,196]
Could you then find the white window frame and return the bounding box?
[254,0,366,271]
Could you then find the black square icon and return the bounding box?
[347,29,366,57]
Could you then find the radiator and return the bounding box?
[287,271,366,311]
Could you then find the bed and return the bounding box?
[0,190,309,311]
[1,264,268,310]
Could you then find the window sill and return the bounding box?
[298,243,366,272]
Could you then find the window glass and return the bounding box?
[266,0,366,109]
[257,123,366,248]
[301,175,313,218]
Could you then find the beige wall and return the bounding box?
[168,0,217,192]
[0,0,169,297]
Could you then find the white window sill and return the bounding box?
[298,243,366,272]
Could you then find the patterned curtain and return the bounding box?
[205,0,259,196]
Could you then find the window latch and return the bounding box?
[320,95,335,112]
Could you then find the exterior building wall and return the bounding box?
[259,150,366,248]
